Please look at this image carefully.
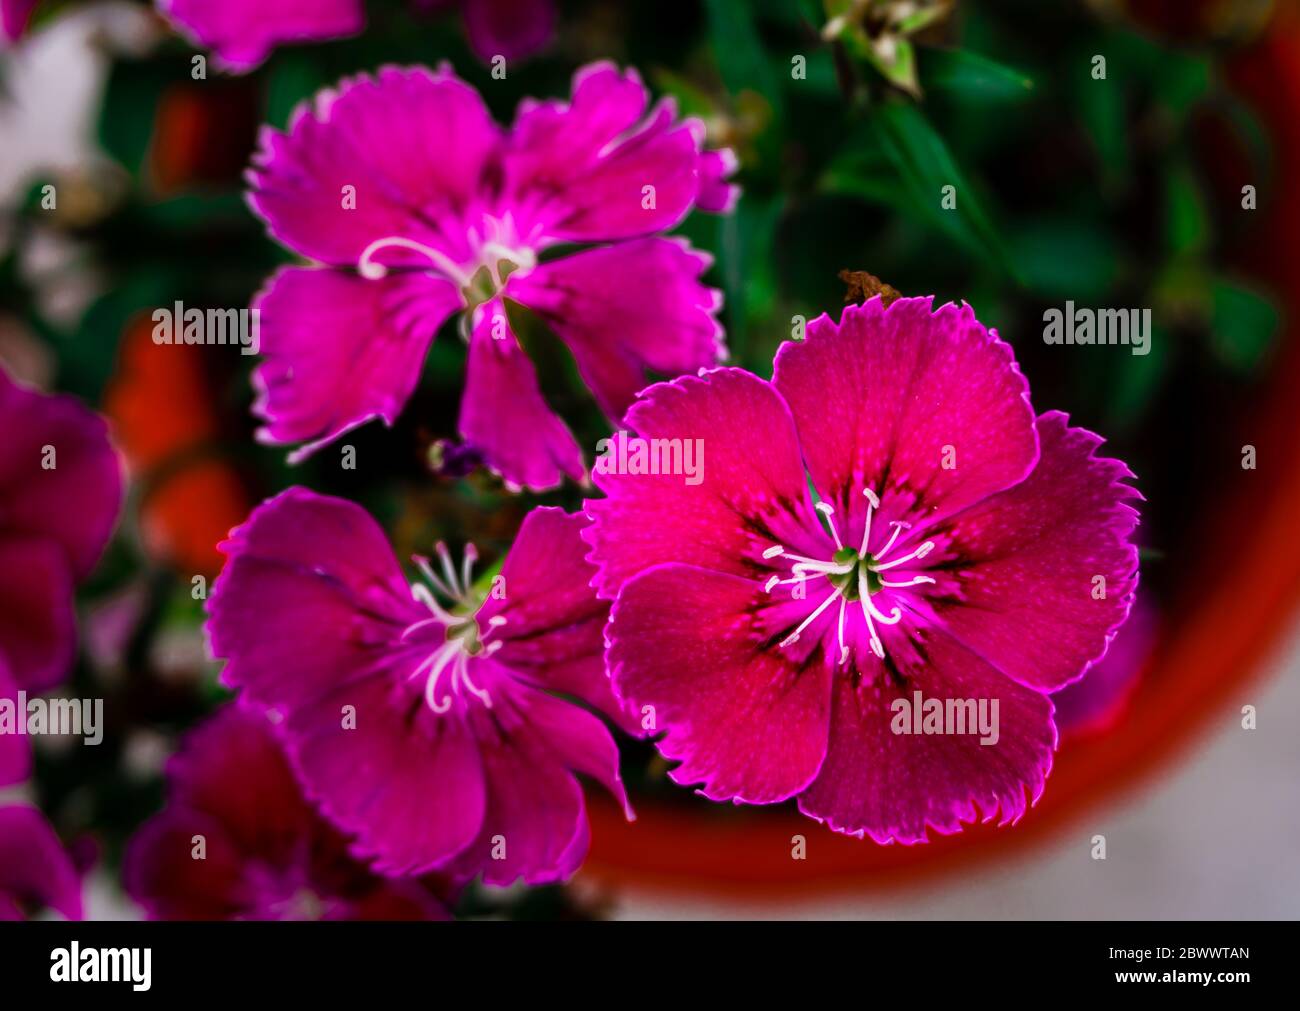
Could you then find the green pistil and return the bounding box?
[828,547,882,601]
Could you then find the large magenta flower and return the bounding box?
[207,488,631,882]
[584,296,1141,843]
[124,703,448,920]
[0,366,122,692]
[247,62,735,489]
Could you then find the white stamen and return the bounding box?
[836,595,849,665]
[881,575,936,589]
[409,583,458,626]
[762,545,785,559]
[763,574,780,593]
[779,586,842,648]
[859,487,879,555]
[454,653,493,709]
[435,541,463,598]
[413,641,460,714]
[460,543,478,596]
[357,236,473,288]
[416,556,456,600]
[857,566,885,659]
[871,540,935,572]
[815,501,844,549]
[875,521,911,561]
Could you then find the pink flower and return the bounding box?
[416,0,556,62]
[0,0,38,41]
[124,703,449,920]
[0,366,122,693]
[584,295,1141,843]
[156,0,365,73]
[1052,596,1155,739]
[206,488,632,882]
[0,804,82,920]
[246,62,736,490]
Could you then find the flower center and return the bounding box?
[403,541,506,714]
[356,215,538,315]
[762,488,936,665]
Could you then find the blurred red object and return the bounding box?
[104,317,252,580]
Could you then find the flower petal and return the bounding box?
[478,507,632,729]
[457,298,585,491]
[772,296,1039,536]
[584,367,818,598]
[0,536,76,692]
[929,411,1142,693]
[158,0,364,73]
[440,676,607,886]
[0,367,122,579]
[696,147,740,213]
[123,809,247,920]
[208,489,488,876]
[1052,596,1155,737]
[797,628,1056,843]
[0,660,30,786]
[461,0,554,61]
[248,65,499,264]
[251,266,461,461]
[505,62,703,242]
[607,563,832,804]
[507,237,724,422]
[0,805,82,920]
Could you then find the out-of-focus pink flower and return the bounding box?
[1053,596,1156,738]
[0,365,122,692]
[124,703,449,920]
[206,489,632,883]
[0,0,37,41]
[0,805,82,920]
[417,0,555,61]
[156,0,364,73]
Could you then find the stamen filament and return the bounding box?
[880,575,936,588]
[779,586,842,647]
[815,501,844,549]
[435,541,463,598]
[875,521,911,561]
[871,540,935,572]
[358,236,473,288]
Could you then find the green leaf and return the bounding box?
[1165,164,1210,258]
[1105,325,1170,429]
[1009,219,1119,300]
[868,100,1013,275]
[1211,280,1278,372]
[705,0,784,126]
[918,47,1033,102]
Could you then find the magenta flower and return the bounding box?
[0,662,29,786]
[156,0,365,73]
[246,62,735,489]
[0,366,122,693]
[0,806,81,920]
[0,0,37,41]
[584,295,1141,843]
[1052,596,1155,738]
[417,0,555,61]
[124,703,448,920]
[207,488,632,882]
